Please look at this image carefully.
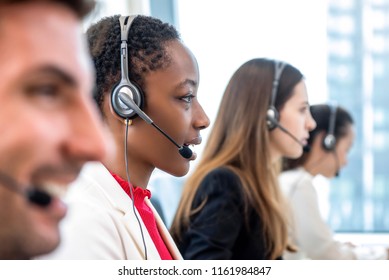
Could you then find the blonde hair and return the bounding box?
[171,58,302,259]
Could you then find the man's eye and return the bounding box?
[24,83,67,109]
[27,84,58,97]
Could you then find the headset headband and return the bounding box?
[119,16,136,85]
[328,102,337,138]
[269,61,286,109]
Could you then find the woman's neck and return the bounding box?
[302,156,324,176]
[102,152,153,189]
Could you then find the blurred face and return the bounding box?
[269,80,316,162]
[118,40,209,181]
[0,3,109,259]
[323,124,355,178]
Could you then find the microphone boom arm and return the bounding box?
[118,91,193,159]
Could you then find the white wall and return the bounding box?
[84,0,151,28]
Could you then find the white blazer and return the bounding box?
[39,162,183,260]
[279,167,387,260]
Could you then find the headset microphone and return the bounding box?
[0,170,52,207]
[118,92,193,159]
[303,144,311,153]
[26,189,52,207]
[268,115,311,152]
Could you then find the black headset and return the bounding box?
[322,103,337,151]
[111,15,144,119]
[0,170,52,207]
[266,60,286,130]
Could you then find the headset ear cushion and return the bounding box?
[322,103,338,151]
[322,134,336,151]
[111,82,144,119]
[266,106,279,130]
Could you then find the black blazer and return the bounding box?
[176,167,281,260]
